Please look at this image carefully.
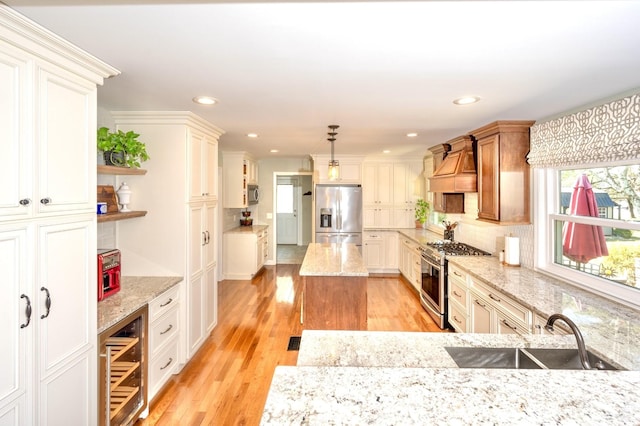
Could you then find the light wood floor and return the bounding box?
[137,265,445,426]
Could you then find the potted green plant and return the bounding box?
[415,198,430,229]
[97,127,150,168]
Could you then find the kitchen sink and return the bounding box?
[525,348,618,370]
[444,347,543,369]
[445,347,622,370]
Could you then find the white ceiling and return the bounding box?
[5,1,640,159]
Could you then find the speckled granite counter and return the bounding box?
[224,224,268,234]
[262,365,640,425]
[97,276,182,334]
[261,330,640,425]
[299,243,369,277]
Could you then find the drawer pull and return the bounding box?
[453,271,463,277]
[501,319,517,331]
[474,300,486,308]
[453,315,462,324]
[20,294,32,329]
[159,298,173,307]
[453,290,462,297]
[488,293,501,302]
[160,324,173,335]
[160,357,174,370]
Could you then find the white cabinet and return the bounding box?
[0,6,117,424]
[148,284,182,401]
[363,231,398,273]
[312,155,363,184]
[362,159,422,229]
[447,264,469,333]
[113,112,224,361]
[399,237,421,292]
[189,129,218,202]
[223,227,269,280]
[222,151,257,208]
[469,278,532,335]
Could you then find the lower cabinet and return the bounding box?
[469,278,532,335]
[448,263,533,335]
[363,231,398,273]
[148,284,182,401]
[399,237,421,292]
[223,226,269,280]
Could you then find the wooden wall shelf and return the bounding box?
[97,211,147,223]
[98,165,147,175]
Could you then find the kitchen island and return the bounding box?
[300,243,369,330]
[261,330,640,425]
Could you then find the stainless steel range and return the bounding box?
[419,241,490,329]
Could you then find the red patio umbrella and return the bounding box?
[562,174,609,263]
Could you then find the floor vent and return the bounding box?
[287,336,301,351]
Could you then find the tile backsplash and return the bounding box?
[430,193,534,268]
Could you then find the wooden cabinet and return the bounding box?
[471,121,535,224]
[148,284,182,400]
[0,6,117,423]
[222,152,257,208]
[428,144,465,214]
[312,155,363,184]
[223,226,269,280]
[363,231,398,273]
[112,112,223,361]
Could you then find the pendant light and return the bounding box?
[327,124,340,181]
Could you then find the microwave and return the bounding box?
[248,185,259,205]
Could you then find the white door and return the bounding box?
[276,178,298,245]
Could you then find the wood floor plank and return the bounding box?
[136,264,444,426]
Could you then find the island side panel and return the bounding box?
[303,276,367,330]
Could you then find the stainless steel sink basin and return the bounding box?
[444,347,543,369]
[445,347,622,370]
[525,348,618,370]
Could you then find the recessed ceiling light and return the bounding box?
[247,133,259,138]
[383,150,391,154]
[453,96,481,105]
[270,149,279,153]
[406,133,418,138]
[192,96,218,105]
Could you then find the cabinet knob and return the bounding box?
[40,197,52,205]
[19,198,31,206]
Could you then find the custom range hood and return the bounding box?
[429,135,477,193]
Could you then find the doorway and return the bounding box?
[275,173,312,264]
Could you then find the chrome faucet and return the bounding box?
[545,313,593,370]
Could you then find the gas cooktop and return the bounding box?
[426,241,491,256]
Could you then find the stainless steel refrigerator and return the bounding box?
[315,184,362,248]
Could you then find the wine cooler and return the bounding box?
[99,304,148,426]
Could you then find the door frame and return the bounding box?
[272,171,313,250]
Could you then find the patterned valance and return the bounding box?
[528,93,640,168]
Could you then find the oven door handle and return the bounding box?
[421,256,441,270]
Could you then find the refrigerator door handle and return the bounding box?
[337,192,342,230]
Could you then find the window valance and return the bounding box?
[527,93,640,168]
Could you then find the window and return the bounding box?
[535,164,640,308]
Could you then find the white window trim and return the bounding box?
[533,168,640,309]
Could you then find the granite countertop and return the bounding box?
[261,330,640,425]
[299,243,369,277]
[224,224,268,234]
[97,276,182,333]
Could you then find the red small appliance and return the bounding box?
[98,249,121,301]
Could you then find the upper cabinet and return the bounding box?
[0,43,109,221]
[312,155,363,184]
[222,151,257,208]
[189,129,219,202]
[470,121,535,224]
